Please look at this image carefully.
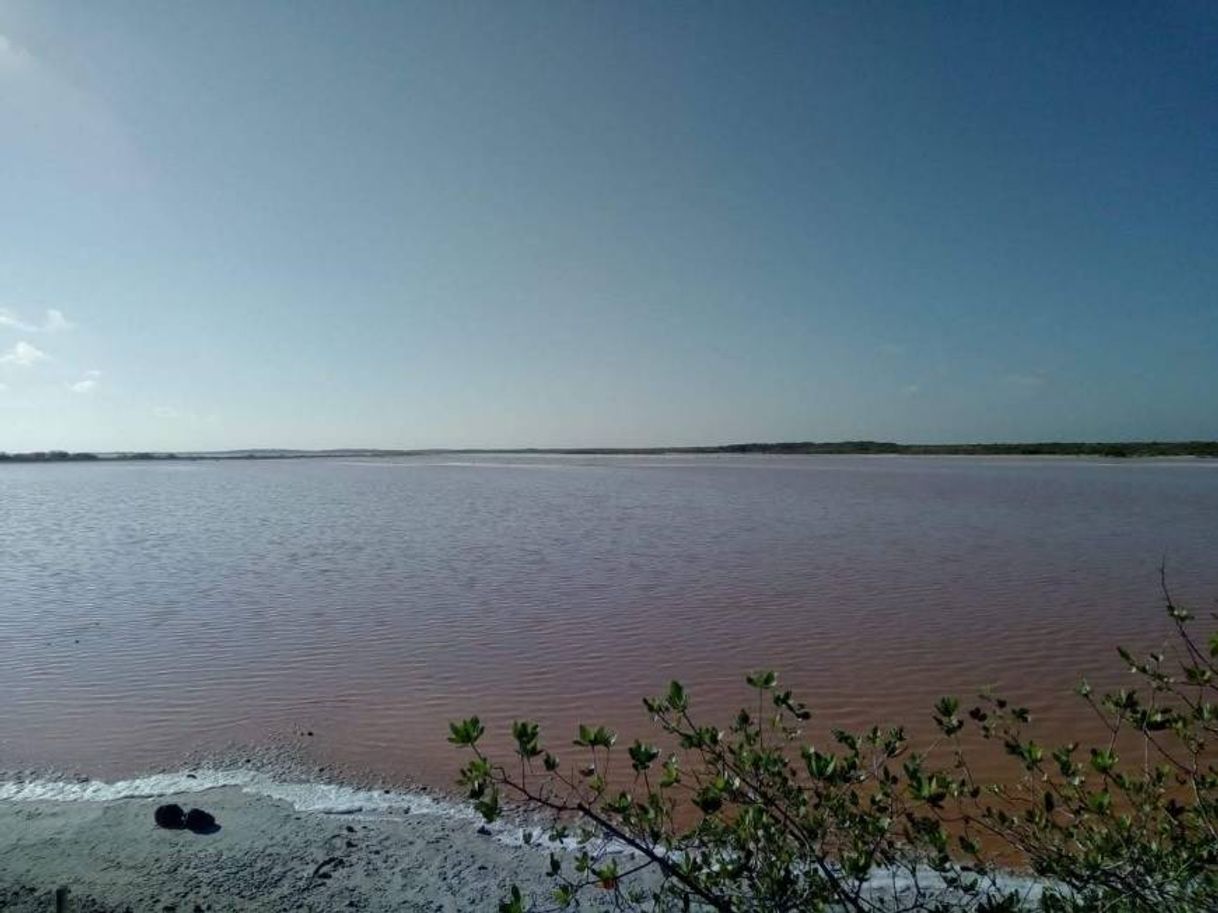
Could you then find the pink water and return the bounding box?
[1,454,1215,787]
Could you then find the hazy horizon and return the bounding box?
[6,437,1218,457]
[2,1,1215,452]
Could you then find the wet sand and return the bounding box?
[0,767,644,913]
[0,786,539,911]
[0,775,1044,912]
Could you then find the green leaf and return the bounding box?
[666,680,688,712]
[594,859,620,890]
[457,757,492,797]
[511,720,542,759]
[802,746,838,781]
[475,785,501,823]
[628,740,660,772]
[660,755,681,788]
[1089,748,1118,774]
[1087,789,1113,815]
[447,716,485,747]
[693,785,723,815]
[573,723,615,748]
[603,791,632,815]
[498,885,524,913]
[773,689,811,720]
[746,670,778,690]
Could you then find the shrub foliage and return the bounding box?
[451,575,1218,911]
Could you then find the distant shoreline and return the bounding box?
[3,440,1217,463]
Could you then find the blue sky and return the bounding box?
[0,1,1214,450]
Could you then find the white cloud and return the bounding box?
[0,307,76,333]
[43,308,74,332]
[153,406,179,419]
[0,340,49,366]
[0,309,35,332]
[67,370,101,393]
[902,384,921,396]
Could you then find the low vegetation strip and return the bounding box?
[3,441,1217,462]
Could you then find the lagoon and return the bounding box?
[1,454,1216,786]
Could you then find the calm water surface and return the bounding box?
[1,455,1216,786]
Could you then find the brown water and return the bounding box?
[1,454,1215,787]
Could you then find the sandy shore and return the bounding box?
[0,768,639,912]
[0,760,1040,911]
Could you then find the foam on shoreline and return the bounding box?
[0,769,1043,906]
[0,769,614,912]
[0,768,474,821]
[0,767,570,850]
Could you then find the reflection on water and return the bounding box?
[0,454,1215,786]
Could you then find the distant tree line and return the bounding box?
[528,441,1218,458]
[706,440,1218,458]
[0,451,179,462]
[1,442,1215,463]
[0,450,100,462]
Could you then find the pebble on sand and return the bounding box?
[154,804,186,829]
[185,808,217,832]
